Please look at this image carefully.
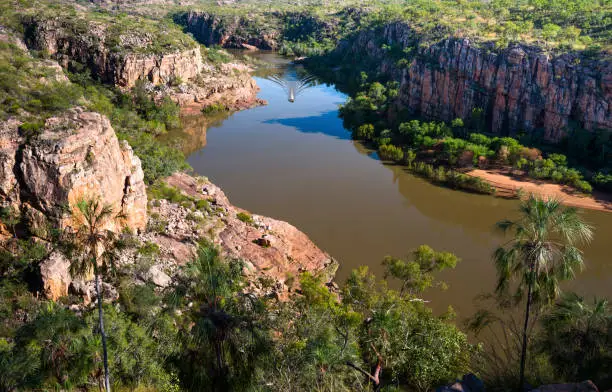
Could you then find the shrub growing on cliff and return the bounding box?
[236,212,254,224]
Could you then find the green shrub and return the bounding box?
[138,241,160,257]
[201,103,228,114]
[379,144,404,162]
[354,123,375,141]
[592,172,612,192]
[574,180,592,194]
[237,212,254,224]
[148,182,190,203]
[18,121,44,139]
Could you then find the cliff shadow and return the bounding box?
[263,110,351,140]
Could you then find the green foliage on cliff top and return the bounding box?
[0,41,83,121]
[2,0,198,56]
[176,0,610,53]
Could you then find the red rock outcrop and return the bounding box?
[0,107,148,233]
[133,172,337,298]
[39,251,72,300]
[337,23,611,141]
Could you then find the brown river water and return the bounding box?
[167,52,612,321]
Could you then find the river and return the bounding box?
[169,52,612,320]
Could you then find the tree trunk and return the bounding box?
[95,268,111,392]
[518,276,533,392]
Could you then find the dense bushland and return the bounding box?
[1,195,610,391]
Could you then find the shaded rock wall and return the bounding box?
[177,11,280,50]
[337,22,611,141]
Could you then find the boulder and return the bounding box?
[147,265,172,287]
[40,251,72,300]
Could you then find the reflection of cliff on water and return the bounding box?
[160,111,234,156]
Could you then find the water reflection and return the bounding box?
[161,110,234,156]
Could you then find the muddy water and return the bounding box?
[173,52,612,320]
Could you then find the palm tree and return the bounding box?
[494,195,593,390]
[68,197,123,392]
[539,293,611,386]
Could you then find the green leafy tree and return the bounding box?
[343,266,471,391]
[382,245,459,295]
[494,195,593,390]
[267,273,363,391]
[68,197,124,392]
[542,23,562,45]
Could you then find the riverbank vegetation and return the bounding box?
[339,80,607,195]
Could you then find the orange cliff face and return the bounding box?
[340,23,611,142]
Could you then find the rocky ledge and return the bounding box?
[38,172,337,302]
[23,17,263,112]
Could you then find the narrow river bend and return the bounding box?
[169,53,612,319]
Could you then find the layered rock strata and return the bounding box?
[336,23,611,141]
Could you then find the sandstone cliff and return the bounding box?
[0,107,148,234]
[36,172,336,301]
[24,17,203,88]
[335,23,611,141]
[22,16,262,111]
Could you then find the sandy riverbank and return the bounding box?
[468,169,612,213]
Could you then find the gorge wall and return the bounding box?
[23,17,203,88]
[335,22,611,141]
[175,13,611,141]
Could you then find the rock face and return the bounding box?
[23,17,203,88]
[165,62,265,114]
[0,107,148,233]
[22,17,262,111]
[117,48,204,88]
[177,11,280,50]
[336,23,611,141]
